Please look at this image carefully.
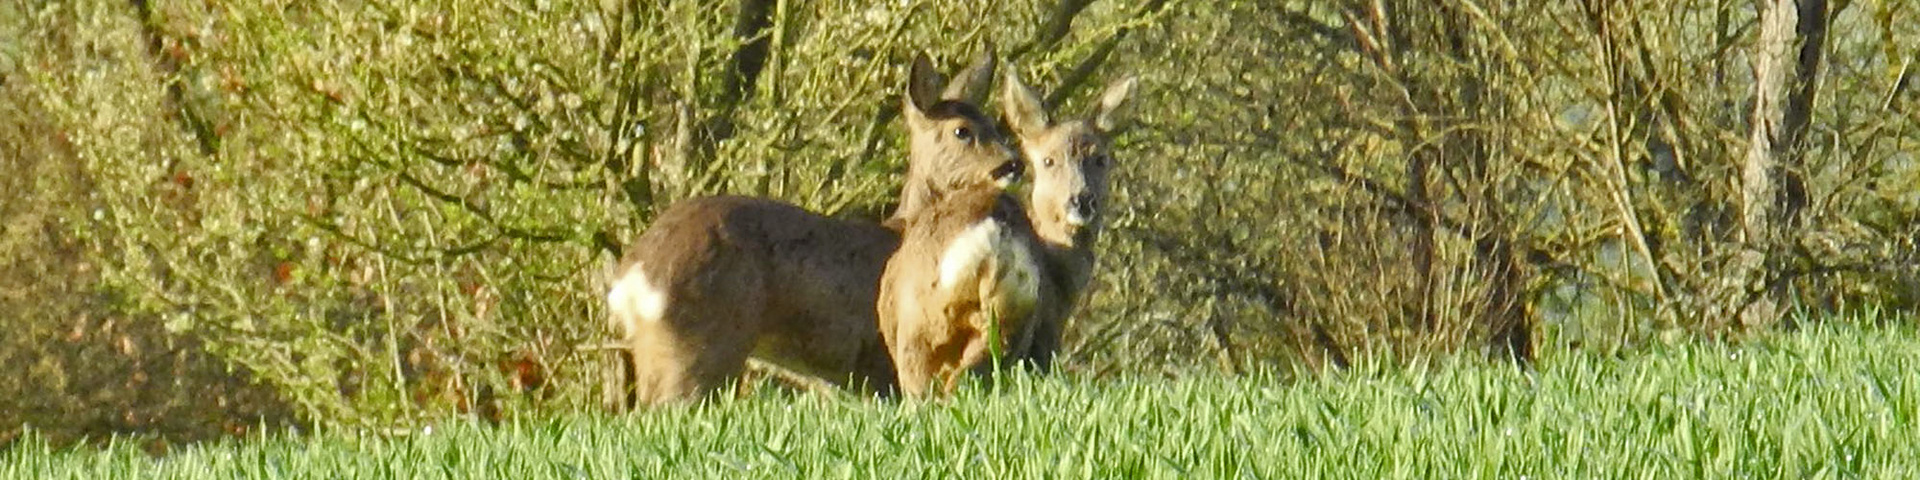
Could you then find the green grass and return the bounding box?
[6,325,1917,479]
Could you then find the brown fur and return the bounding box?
[606,51,1016,407]
[889,51,1019,229]
[877,184,1043,397]
[609,197,903,402]
[1001,71,1137,372]
[877,68,1136,396]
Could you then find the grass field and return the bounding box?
[5,324,1917,479]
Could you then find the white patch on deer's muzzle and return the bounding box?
[1063,209,1091,227]
[938,220,1042,313]
[607,265,669,331]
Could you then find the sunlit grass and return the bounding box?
[7,324,1917,479]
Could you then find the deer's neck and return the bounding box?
[1032,214,1100,298]
[887,176,937,230]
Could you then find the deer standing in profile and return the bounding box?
[877,67,1136,396]
[604,51,1021,407]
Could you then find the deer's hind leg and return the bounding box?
[623,303,767,405]
[617,259,769,406]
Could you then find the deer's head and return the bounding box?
[902,51,1023,199]
[1002,67,1137,247]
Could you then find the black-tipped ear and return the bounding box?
[906,53,944,116]
[942,42,997,105]
[1091,76,1138,132]
[905,53,943,129]
[1001,64,1049,139]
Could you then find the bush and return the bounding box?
[3,0,1916,438]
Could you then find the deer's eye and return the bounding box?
[953,126,973,141]
[1042,157,1056,168]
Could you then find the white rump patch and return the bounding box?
[606,265,669,331]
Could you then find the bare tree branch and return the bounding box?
[1274,8,1355,49]
[1045,0,1170,106]
[128,0,218,158]
[1011,0,1096,60]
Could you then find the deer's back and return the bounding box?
[623,195,896,289]
[618,195,901,375]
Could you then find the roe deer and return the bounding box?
[1001,68,1136,373]
[876,67,1136,396]
[605,51,1019,407]
[876,181,1044,397]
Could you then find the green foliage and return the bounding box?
[3,0,1149,430]
[1083,0,1920,372]
[5,0,1919,437]
[0,0,294,448]
[7,324,1919,478]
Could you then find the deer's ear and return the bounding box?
[1091,76,1138,133]
[1001,65,1049,140]
[941,43,997,105]
[904,52,943,130]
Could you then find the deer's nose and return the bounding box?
[1067,193,1099,224]
[991,160,1024,186]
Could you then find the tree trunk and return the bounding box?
[1733,0,1829,328]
